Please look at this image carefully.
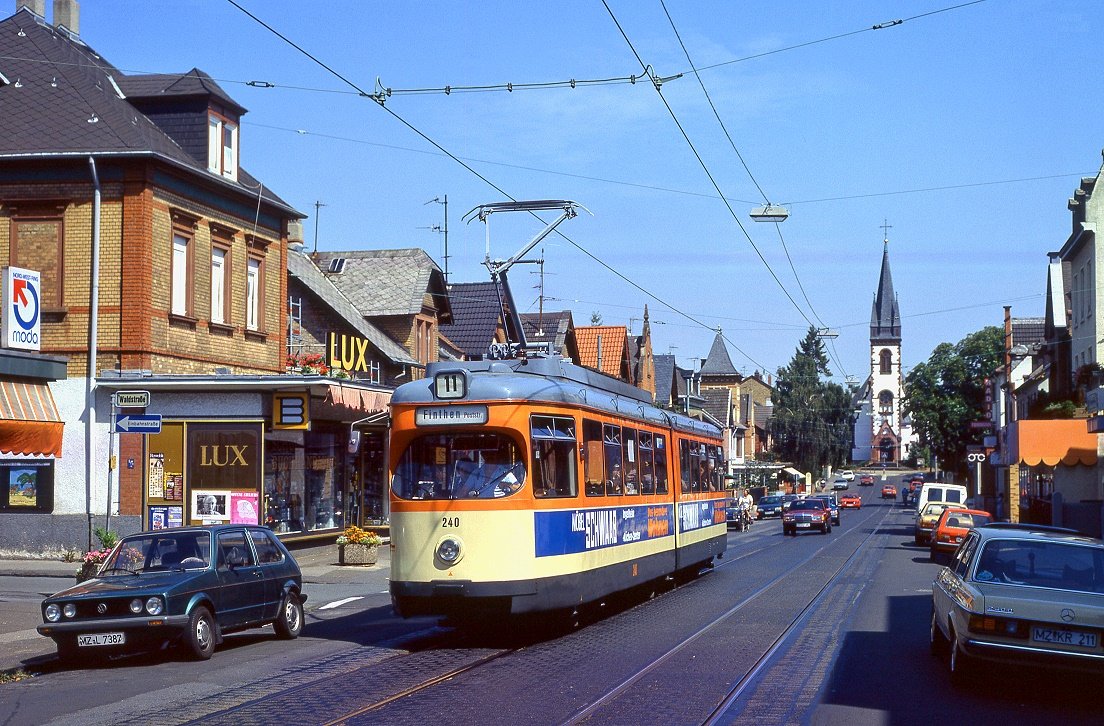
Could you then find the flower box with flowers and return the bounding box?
[336,526,381,566]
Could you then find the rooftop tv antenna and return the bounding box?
[463,200,589,357]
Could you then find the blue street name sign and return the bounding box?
[113,413,162,434]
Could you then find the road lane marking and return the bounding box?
[318,596,365,610]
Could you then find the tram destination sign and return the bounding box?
[415,404,487,427]
[113,390,150,408]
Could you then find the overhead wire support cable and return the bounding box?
[601,0,816,334]
[222,0,773,373]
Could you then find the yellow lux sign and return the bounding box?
[328,331,370,373]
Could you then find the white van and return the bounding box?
[915,482,968,512]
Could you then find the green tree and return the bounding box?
[771,327,854,473]
[904,326,1003,475]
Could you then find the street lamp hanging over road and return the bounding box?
[749,204,789,222]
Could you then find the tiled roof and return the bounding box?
[654,354,675,405]
[700,387,731,426]
[754,402,774,430]
[521,310,573,354]
[314,249,450,320]
[575,325,627,377]
[287,251,416,365]
[115,69,245,114]
[439,281,503,359]
[700,331,739,376]
[0,10,296,214]
[1012,317,1046,347]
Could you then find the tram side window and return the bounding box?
[530,415,578,499]
[654,434,668,494]
[709,445,724,491]
[583,419,605,497]
[679,439,692,493]
[638,432,654,494]
[623,428,639,495]
[688,441,706,493]
[604,424,623,496]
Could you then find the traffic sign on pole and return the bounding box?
[113,414,162,434]
[113,390,150,408]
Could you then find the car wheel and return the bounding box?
[930,609,949,657]
[184,606,216,660]
[948,626,973,685]
[274,592,303,640]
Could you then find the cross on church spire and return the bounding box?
[880,219,892,247]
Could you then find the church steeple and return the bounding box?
[870,234,901,343]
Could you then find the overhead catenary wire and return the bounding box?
[223,0,774,374]
[600,1,818,330]
[659,0,850,381]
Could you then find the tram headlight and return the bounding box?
[436,536,463,565]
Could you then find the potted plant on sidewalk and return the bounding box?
[336,525,381,566]
[77,527,119,582]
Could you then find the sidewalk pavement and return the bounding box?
[0,542,391,675]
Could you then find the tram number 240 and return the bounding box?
[441,517,460,528]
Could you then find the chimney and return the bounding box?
[17,1,45,16]
[286,219,305,252]
[52,0,78,34]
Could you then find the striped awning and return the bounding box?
[0,380,64,457]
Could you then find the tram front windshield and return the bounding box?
[392,433,526,500]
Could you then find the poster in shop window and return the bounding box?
[230,491,259,525]
[148,453,164,499]
[192,490,230,522]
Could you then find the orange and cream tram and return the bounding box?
[388,355,728,620]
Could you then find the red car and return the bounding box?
[782,498,832,535]
[881,484,896,499]
[840,493,862,509]
[929,508,992,561]
[859,474,875,486]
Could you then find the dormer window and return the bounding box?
[207,113,238,181]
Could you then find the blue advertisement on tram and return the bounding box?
[534,504,674,557]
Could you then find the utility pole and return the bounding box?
[313,200,327,254]
[425,195,449,283]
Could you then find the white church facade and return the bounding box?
[852,237,917,464]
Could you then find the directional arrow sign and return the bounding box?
[113,414,162,434]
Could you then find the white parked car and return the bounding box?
[839,470,855,481]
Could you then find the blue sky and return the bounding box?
[70,1,1104,384]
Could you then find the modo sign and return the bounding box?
[1,266,41,351]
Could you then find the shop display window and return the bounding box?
[264,426,348,535]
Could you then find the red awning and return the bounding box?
[1009,419,1097,467]
[0,380,64,457]
[324,385,391,413]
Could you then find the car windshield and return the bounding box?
[101,532,212,574]
[392,432,525,500]
[944,513,990,529]
[760,496,782,505]
[973,539,1104,593]
[922,503,950,516]
[791,500,824,511]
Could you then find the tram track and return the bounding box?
[561,498,894,725]
[186,495,899,726]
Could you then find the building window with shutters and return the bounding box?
[207,113,238,181]
[210,243,230,327]
[169,212,198,322]
[879,349,892,374]
[9,203,65,313]
[245,254,263,332]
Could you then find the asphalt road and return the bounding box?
[1,474,1098,725]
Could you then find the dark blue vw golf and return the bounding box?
[38,524,306,662]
